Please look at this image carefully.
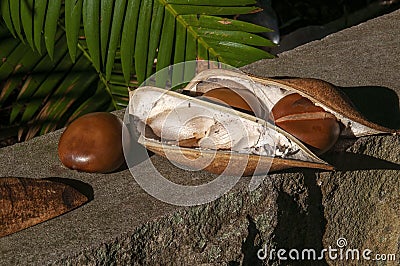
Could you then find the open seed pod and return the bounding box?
[129,69,396,176]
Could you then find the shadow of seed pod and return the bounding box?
[58,112,124,173]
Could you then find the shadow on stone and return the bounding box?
[228,215,263,266]
[323,152,400,171]
[46,177,94,201]
[241,215,263,266]
[272,170,328,265]
[339,85,400,129]
[122,113,155,170]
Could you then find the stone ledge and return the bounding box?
[1,9,399,266]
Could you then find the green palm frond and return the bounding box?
[0,0,275,140]
[0,26,125,140]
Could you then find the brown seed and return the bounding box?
[203,88,253,114]
[271,93,340,154]
[58,112,124,173]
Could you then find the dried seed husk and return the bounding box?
[130,69,398,175]
[130,86,334,175]
[0,177,88,237]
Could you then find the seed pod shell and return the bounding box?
[0,177,88,237]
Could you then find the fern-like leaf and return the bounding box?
[1,0,274,83]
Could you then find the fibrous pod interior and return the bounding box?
[130,86,332,175]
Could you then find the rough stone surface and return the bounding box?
[243,9,400,266]
[0,9,399,266]
[320,135,400,266]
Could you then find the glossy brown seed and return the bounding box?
[58,112,124,173]
[271,93,340,154]
[203,88,254,114]
[0,177,88,237]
